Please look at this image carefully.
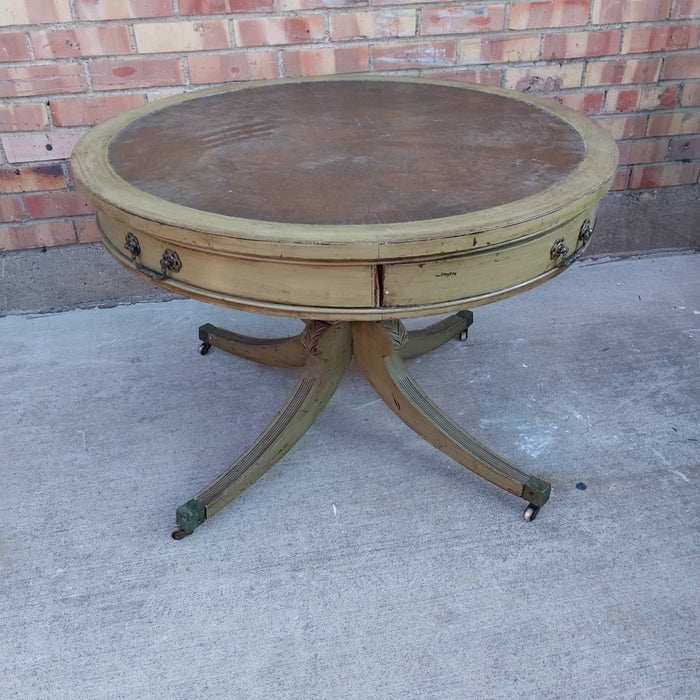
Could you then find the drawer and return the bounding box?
[97,213,377,310]
[381,215,594,308]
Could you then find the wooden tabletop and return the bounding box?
[107,80,584,227]
[72,77,618,319]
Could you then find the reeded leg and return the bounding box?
[198,322,308,367]
[401,310,473,359]
[173,321,352,538]
[352,320,550,515]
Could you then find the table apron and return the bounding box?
[97,204,596,319]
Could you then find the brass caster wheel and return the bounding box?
[171,527,188,540]
[198,342,211,356]
[524,504,540,522]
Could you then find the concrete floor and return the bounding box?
[1,253,698,698]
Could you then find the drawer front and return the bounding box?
[381,214,594,308]
[98,213,377,310]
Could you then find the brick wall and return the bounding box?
[0,0,698,252]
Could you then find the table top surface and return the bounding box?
[72,77,618,320]
[73,77,617,262]
[108,80,584,227]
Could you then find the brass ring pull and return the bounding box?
[550,237,569,262]
[159,249,182,275]
[124,232,140,260]
[550,219,595,268]
[124,233,182,280]
[579,219,593,245]
[550,237,587,268]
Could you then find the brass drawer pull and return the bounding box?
[550,237,569,262]
[550,219,595,269]
[160,248,182,275]
[579,218,593,245]
[123,232,182,281]
[550,237,586,268]
[124,231,140,260]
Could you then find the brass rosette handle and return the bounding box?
[550,219,594,268]
[123,232,181,281]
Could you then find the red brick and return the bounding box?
[74,217,101,243]
[615,141,634,167]
[421,5,505,35]
[0,222,76,251]
[89,58,185,91]
[592,0,672,23]
[282,45,370,77]
[639,85,678,110]
[510,0,590,29]
[0,0,72,26]
[647,112,700,137]
[279,0,366,8]
[0,103,49,132]
[662,53,700,80]
[460,34,540,63]
[0,195,23,223]
[134,20,230,53]
[50,94,145,127]
[2,130,87,163]
[374,0,444,4]
[234,15,324,47]
[330,10,416,41]
[595,114,648,140]
[623,138,670,164]
[669,135,700,161]
[505,63,584,91]
[671,0,700,19]
[611,167,631,190]
[180,0,273,12]
[374,40,456,70]
[189,52,279,83]
[427,68,502,86]
[543,29,621,60]
[616,149,636,170]
[0,31,31,61]
[605,88,640,113]
[549,91,605,115]
[0,64,88,99]
[616,141,635,167]
[629,162,699,188]
[75,0,174,20]
[622,24,699,54]
[22,191,95,219]
[0,164,66,194]
[681,82,700,107]
[585,58,662,85]
[31,26,132,60]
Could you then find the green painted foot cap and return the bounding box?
[522,477,551,508]
[457,309,474,326]
[176,499,207,535]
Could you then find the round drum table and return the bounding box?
[72,76,618,538]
